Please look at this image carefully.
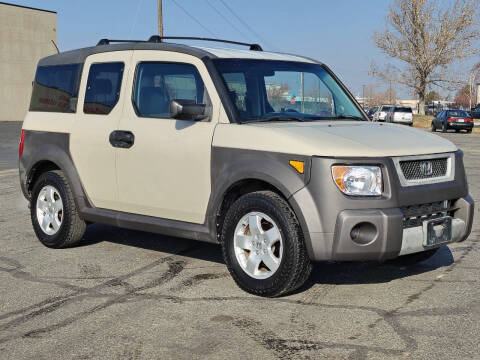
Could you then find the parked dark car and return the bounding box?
[366,108,377,120]
[470,104,480,119]
[431,109,474,133]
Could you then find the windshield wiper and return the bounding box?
[246,116,306,123]
[328,115,366,121]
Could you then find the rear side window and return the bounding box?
[84,62,124,115]
[394,107,412,113]
[133,62,209,118]
[29,64,81,113]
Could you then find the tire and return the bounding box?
[467,129,472,134]
[220,191,312,297]
[430,122,436,132]
[30,170,86,248]
[388,248,438,266]
[442,123,447,133]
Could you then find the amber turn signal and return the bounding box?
[289,160,304,174]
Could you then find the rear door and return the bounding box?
[70,52,132,209]
[113,51,221,223]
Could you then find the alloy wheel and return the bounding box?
[233,212,283,279]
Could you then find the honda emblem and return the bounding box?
[419,161,433,176]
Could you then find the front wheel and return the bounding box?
[220,191,312,297]
[431,123,436,132]
[30,170,86,248]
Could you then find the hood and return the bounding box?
[212,121,457,157]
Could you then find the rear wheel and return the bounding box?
[30,170,86,248]
[442,123,447,133]
[467,129,472,134]
[220,191,311,297]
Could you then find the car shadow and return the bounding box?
[295,245,454,294]
[81,224,454,291]
[80,223,225,264]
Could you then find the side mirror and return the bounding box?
[169,99,206,121]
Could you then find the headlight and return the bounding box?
[331,166,382,196]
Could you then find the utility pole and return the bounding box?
[301,72,304,113]
[362,84,365,108]
[389,80,392,104]
[468,72,474,109]
[157,0,163,36]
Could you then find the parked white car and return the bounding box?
[372,105,393,122]
[385,106,414,126]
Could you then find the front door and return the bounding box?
[114,51,220,224]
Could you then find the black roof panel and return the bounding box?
[38,42,217,66]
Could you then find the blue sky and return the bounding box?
[7,0,475,98]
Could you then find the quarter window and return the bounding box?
[84,62,124,115]
[29,64,82,113]
[133,62,210,119]
[223,72,247,113]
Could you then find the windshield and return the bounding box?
[213,59,365,122]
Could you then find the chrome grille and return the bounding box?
[401,200,458,228]
[399,157,448,180]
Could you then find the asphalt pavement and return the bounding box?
[0,121,479,359]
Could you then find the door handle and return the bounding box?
[109,130,135,148]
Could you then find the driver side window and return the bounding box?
[133,62,210,119]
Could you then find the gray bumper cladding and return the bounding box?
[291,152,473,262]
[331,196,474,261]
[332,208,403,261]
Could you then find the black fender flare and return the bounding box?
[206,147,312,247]
[20,131,91,212]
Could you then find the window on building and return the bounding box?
[83,62,124,115]
[133,62,210,119]
[29,64,82,113]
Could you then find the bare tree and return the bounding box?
[372,0,479,114]
[454,84,472,107]
[266,83,289,99]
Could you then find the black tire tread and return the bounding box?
[221,190,312,297]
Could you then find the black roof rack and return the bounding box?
[97,36,263,51]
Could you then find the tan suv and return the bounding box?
[19,36,474,297]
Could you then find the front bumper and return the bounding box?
[331,196,473,261]
[290,151,474,261]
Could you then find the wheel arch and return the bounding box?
[21,139,91,212]
[212,175,314,259]
[215,178,287,236]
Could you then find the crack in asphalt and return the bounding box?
[0,235,477,357]
[0,238,478,359]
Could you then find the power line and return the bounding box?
[128,0,144,40]
[218,0,275,50]
[169,0,217,38]
[205,0,252,43]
